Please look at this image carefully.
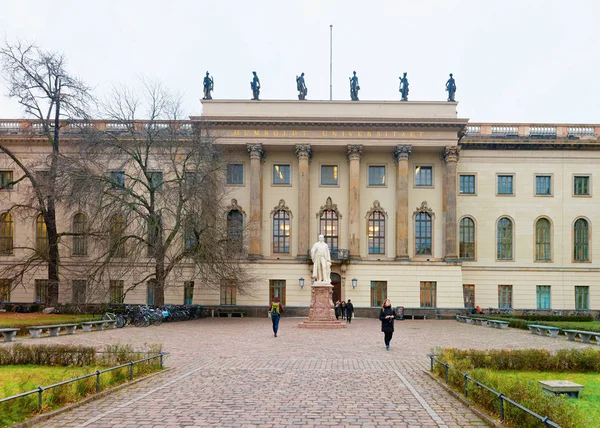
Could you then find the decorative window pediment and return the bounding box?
[365,200,387,219]
[413,201,434,218]
[226,199,246,217]
[316,197,341,219]
[271,199,292,218]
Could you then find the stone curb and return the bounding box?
[12,367,171,428]
[423,369,502,428]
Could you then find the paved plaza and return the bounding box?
[5,317,594,427]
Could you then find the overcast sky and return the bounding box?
[1,0,599,124]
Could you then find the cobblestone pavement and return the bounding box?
[5,317,594,427]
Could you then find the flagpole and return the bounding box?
[329,24,333,101]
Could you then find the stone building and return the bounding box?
[0,100,599,313]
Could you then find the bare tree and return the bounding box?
[67,81,255,306]
[0,40,93,305]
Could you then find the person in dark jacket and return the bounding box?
[269,296,284,337]
[340,301,346,320]
[345,299,354,323]
[379,299,395,350]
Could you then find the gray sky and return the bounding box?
[1,0,599,124]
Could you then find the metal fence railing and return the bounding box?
[427,354,560,427]
[0,352,167,411]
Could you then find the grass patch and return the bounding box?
[0,313,101,336]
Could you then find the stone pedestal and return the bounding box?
[298,281,346,329]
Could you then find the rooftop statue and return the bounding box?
[399,72,409,101]
[250,71,261,101]
[446,73,457,102]
[296,72,308,100]
[310,234,331,283]
[349,71,360,101]
[202,71,214,100]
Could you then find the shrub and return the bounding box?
[0,344,97,367]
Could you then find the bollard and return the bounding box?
[37,386,43,411]
[159,353,164,369]
[499,393,505,422]
[95,370,101,392]
[429,355,433,372]
[444,363,449,383]
[129,361,134,380]
[463,374,468,397]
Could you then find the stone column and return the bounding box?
[393,145,411,260]
[346,145,363,259]
[247,143,264,258]
[442,146,460,260]
[295,144,312,259]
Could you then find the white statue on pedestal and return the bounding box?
[311,234,332,283]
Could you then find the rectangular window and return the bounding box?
[535,175,552,195]
[320,165,338,186]
[220,283,237,305]
[184,281,194,305]
[420,281,437,308]
[0,171,13,190]
[35,279,48,303]
[575,286,589,310]
[463,284,475,308]
[0,279,10,302]
[497,175,513,195]
[148,171,163,190]
[368,166,386,186]
[273,164,290,185]
[110,171,125,190]
[269,280,286,305]
[146,280,155,305]
[459,175,475,194]
[536,285,551,310]
[227,164,244,185]
[498,285,513,309]
[72,280,86,304]
[370,281,387,307]
[574,176,590,196]
[109,280,124,304]
[415,166,433,187]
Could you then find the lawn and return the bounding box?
[0,313,101,335]
[0,364,100,394]
[490,370,600,423]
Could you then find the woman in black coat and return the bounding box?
[379,299,395,350]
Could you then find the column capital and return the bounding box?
[294,144,312,160]
[442,146,460,163]
[247,143,264,161]
[393,144,412,162]
[346,144,363,161]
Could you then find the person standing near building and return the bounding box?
[346,299,354,323]
[269,296,284,337]
[340,301,346,320]
[334,300,341,320]
[379,299,395,350]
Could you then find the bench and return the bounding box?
[0,328,19,342]
[471,318,489,327]
[218,311,244,318]
[80,320,117,332]
[456,315,468,323]
[563,329,600,344]
[405,314,426,320]
[487,320,510,329]
[527,324,561,338]
[28,324,78,338]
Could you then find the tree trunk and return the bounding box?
[154,253,166,307]
[45,199,60,306]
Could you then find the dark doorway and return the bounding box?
[331,273,341,303]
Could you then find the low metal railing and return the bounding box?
[427,354,560,427]
[0,352,167,411]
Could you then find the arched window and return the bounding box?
[535,218,551,261]
[36,214,48,254]
[109,214,126,257]
[227,210,244,254]
[574,219,589,261]
[415,212,432,255]
[318,197,340,251]
[72,213,88,256]
[273,210,290,253]
[368,211,385,255]
[497,217,513,260]
[0,213,14,254]
[459,217,475,260]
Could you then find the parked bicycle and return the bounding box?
[102,311,126,328]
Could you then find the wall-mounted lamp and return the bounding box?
[299,277,305,288]
[351,278,358,288]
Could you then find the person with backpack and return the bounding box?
[345,299,354,323]
[379,299,395,350]
[269,296,284,337]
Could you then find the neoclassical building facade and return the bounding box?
[0,100,599,312]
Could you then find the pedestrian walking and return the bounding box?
[379,299,395,350]
[346,299,354,323]
[334,300,341,320]
[269,296,284,337]
[340,301,346,320]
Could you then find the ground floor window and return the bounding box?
[146,280,156,305]
[462,284,475,308]
[536,285,551,310]
[72,280,87,304]
[370,281,387,307]
[220,283,237,305]
[0,279,10,302]
[109,280,124,304]
[420,281,436,308]
[184,281,194,305]
[498,285,512,309]
[575,286,589,310]
[269,280,286,305]
[35,279,48,303]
